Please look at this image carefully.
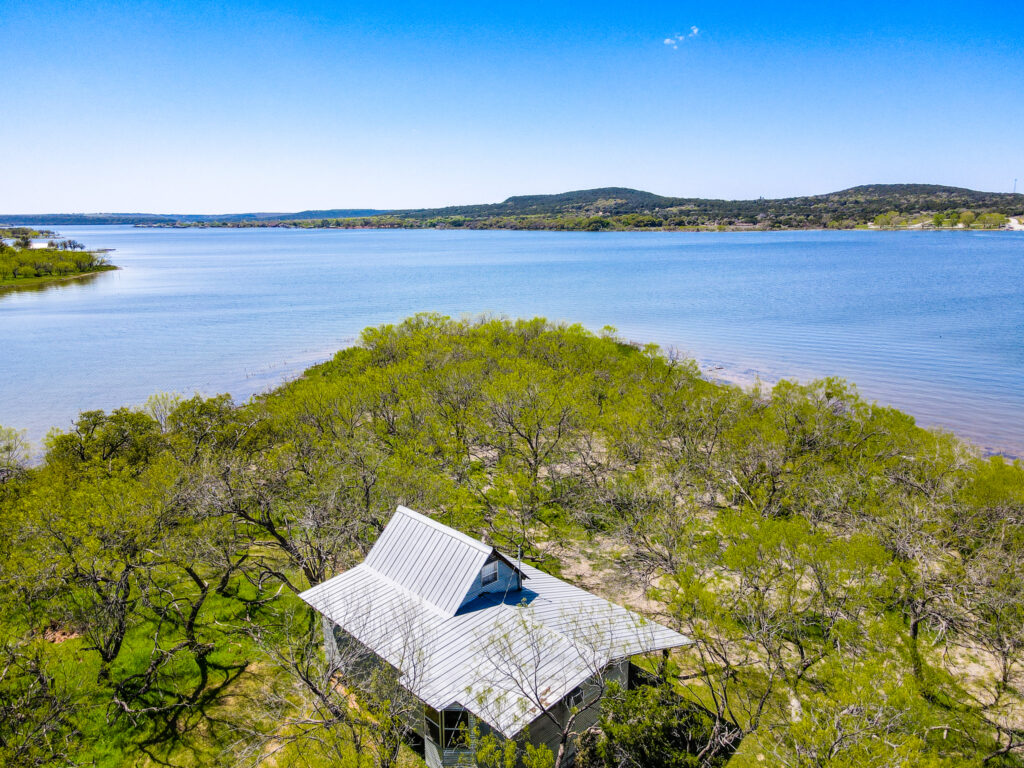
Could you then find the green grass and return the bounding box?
[38,579,268,767]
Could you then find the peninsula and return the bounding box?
[0,228,116,291]
[2,315,1023,767]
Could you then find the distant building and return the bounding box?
[300,505,690,767]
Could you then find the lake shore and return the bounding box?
[136,221,1024,233]
[0,265,119,294]
[3,226,1021,459]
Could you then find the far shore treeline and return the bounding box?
[5,183,1023,232]
[0,227,115,288]
[1,315,1022,767]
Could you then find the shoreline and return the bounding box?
[275,338,1024,461]
[132,222,1024,234]
[0,265,119,294]
[7,328,1021,462]
[5,228,1021,460]
[697,358,1020,460]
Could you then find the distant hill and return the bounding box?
[391,184,1024,219]
[370,184,1024,230]
[3,185,1022,230]
[395,187,679,218]
[0,209,388,226]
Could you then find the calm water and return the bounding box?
[2,226,1022,456]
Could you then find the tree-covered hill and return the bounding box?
[397,187,679,218]
[385,183,1024,228]
[4,184,1022,230]
[184,183,1024,230]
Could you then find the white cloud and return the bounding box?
[665,26,700,49]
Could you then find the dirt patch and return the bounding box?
[559,536,670,619]
[43,625,81,643]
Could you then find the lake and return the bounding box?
[2,226,1022,457]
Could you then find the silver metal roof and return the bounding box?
[364,505,497,617]
[299,506,690,737]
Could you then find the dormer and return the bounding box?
[459,550,524,609]
[362,506,527,617]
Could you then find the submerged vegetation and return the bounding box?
[0,231,115,288]
[1,315,1023,767]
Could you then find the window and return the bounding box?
[567,682,598,712]
[442,709,470,748]
[481,560,499,586]
[425,706,471,749]
[425,705,440,744]
[566,685,585,711]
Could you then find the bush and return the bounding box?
[576,683,735,768]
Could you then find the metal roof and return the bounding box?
[363,505,500,616]
[299,506,690,738]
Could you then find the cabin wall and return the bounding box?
[527,659,630,765]
[459,555,521,607]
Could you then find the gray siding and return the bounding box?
[424,739,442,768]
[527,660,631,764]
[459,555,521,608]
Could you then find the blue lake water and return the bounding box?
[2,226,1022,456]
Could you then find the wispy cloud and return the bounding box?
[664,26,700,49]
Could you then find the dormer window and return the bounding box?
[481,560,499,586]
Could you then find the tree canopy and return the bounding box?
[0,236,114,288]
[1,315,1022,767]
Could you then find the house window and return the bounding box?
[481,561,499,586]
[425,705,440,744]
[567,682,598,712]
[442,708,470,748]
[425,706,471,749]
[566,685,585,710]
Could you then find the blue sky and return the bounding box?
[3,1,1023,212]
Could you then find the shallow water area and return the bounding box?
[2,226,1022,457]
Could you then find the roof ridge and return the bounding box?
[395,505,492,554]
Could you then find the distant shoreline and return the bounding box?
[6,183,1023,231]
[133,222,1024,234]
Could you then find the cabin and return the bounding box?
[299,506,690,767]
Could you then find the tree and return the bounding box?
[0,643,80,767]
[232,599,425,768]
[0,427,28,486]
[576,682,733,768]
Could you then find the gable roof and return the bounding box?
[299,507,690,738]
[363,505,525,616]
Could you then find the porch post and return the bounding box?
[322,615,340,671]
